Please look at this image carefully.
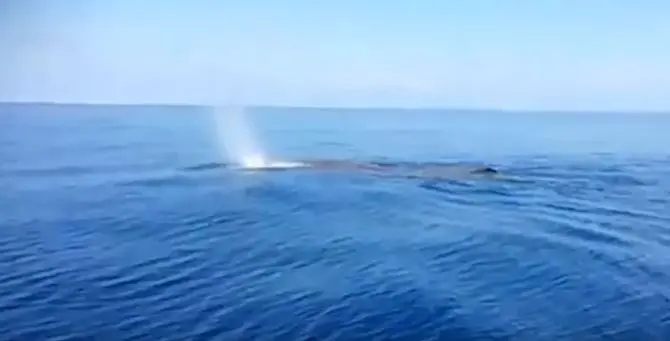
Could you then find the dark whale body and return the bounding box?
[184,159,499,180]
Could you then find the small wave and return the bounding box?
[4,152,670,340]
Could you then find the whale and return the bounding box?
[183,158,500,181]
[298,159,498,180]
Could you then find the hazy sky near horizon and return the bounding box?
[2,1,670,110]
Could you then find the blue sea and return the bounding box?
[1,103,670,340]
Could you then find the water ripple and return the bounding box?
[3,152,670,340]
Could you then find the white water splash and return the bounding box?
[212,105,265,167]
[211,105,306,170]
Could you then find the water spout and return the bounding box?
[212,105,268,168]
[210,105,306,170]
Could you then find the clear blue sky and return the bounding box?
[2,1,670,110]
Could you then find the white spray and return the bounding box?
[210,105,304,170]
[211,104,267,168]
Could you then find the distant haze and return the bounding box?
[2,1,670,111]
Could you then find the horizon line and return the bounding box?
[0,100,668,115]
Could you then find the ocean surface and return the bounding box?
[1,103,670,340]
